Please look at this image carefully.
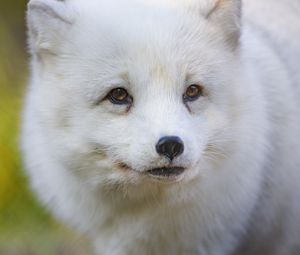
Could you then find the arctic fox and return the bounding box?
[22,0,300,254]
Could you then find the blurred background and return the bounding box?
[0,1,90,254]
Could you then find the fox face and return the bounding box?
[27,0,244,193]
[24,1,300,254]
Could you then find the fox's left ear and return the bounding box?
[202,0,241,48]
[27,0,76,55]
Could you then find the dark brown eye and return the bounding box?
[183,84,204,102]
[107,88,132,105]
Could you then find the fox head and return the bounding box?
[26,0,253,195]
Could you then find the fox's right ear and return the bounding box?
[200,0,241,49]
[27,0,75,54]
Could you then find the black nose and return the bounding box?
[156,136,184,161]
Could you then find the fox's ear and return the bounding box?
[27,0,75,54]
[202,0,241,48]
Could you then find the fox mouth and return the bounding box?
[146,167,185,179]
[116,162,185,180]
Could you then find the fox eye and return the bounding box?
[107,88,132,105]
[183,84,204,102]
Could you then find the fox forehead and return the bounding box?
[71,0,213,13]
[68,6,219,77]
[70,0,216,38]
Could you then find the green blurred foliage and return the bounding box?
[0,1,90,254]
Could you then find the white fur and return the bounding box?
[22,0,300,254]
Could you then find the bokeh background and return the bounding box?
[0,1,90,254]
